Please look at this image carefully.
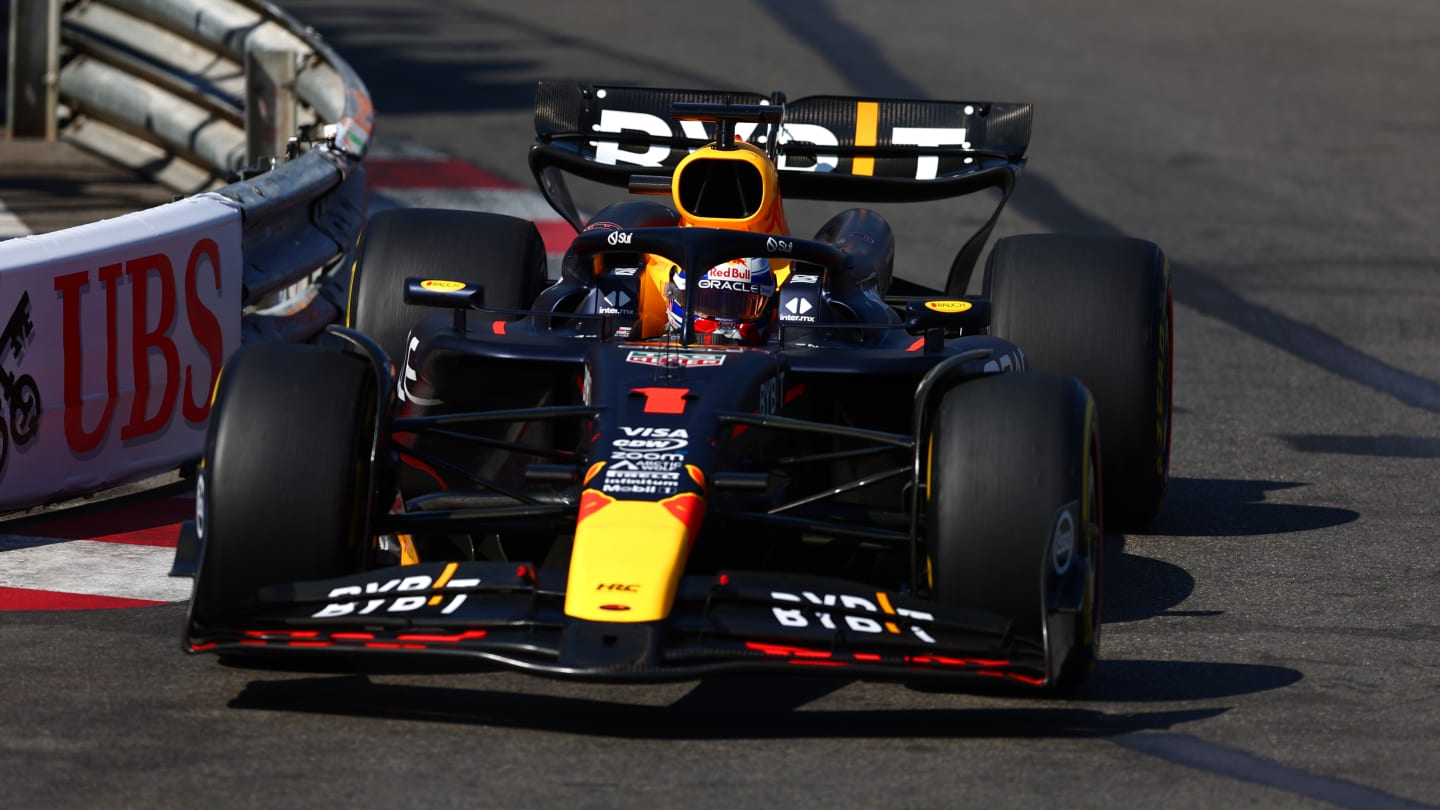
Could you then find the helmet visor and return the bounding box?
[688,281,772,322]
[678,258,775,323]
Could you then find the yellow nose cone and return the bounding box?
[564,491,705,622]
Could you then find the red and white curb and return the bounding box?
[0,496,194,610]
[0,139,576,611]
[364,136,577,274]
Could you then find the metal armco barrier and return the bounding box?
[0,0,373,511]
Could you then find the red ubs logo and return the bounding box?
[51,238,225,453]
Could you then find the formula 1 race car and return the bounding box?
[178,82,1172,691]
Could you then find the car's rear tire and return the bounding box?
[346,208,550,367]
[190,343,379,624]
[985,234,1171,528]
[927,372,1102,689]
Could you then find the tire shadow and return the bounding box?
[228,669,1256,740]
[1147,477,1360,538]
[1102,476,1361,623]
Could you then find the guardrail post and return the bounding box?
[244,46,298,166]
[6,0,60,140]
[246,46,307,310]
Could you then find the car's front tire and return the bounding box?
[189,343,379,625]
[926,371,1102,689]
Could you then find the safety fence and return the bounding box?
[0,0,372,510]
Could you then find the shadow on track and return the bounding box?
[1101,543,1197,624]
[227,657,1301,740]
[1100,476,1359,623]
[1149,477,1360,538]
[1278,434,1440,459]
[227,670,1258,740]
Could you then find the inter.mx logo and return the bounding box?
[0,290,41,475]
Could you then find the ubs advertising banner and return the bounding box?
[0,196,242,511]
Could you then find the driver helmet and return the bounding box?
[666,257,776,344]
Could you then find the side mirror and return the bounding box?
[404,277,486,309]
[904,298,990,332]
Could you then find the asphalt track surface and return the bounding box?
[4,1,1440,807]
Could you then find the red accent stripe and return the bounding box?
[0,587,165,610]
[10,498,193,546]
[491,320,507,335]
[394,630,488,643]
[905,654,1012,668]
[740,644,1041,682]
[746,641,832,659]
[366,158,515,189]
[905,336,925,352]
[245,629,320,639]
[399,452,448,490]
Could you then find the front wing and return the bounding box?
[185,561,1053,687]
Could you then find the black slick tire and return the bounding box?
[346,208,550,367]
[190,343,378,624]
[927,372,1102,689]
[985,234,1171,528]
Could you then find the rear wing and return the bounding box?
[529,82,1034,292]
